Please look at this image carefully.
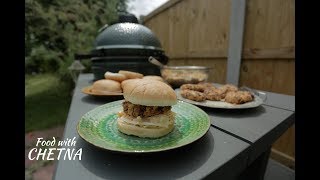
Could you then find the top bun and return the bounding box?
[121,79,177,106]
[119,70,144,79]
[104,71,127,82]
[142,75,164,82]
[92,79,122,93]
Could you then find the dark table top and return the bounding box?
[257,90,295,112]
[53,74,295,179]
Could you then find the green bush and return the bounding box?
[25,45,62,73]
[25,0,127,76]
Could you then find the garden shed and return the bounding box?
[143,0,295,168]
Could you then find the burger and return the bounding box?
[117,79,177,138]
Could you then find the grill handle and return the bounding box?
[74,52,169,64]
[74,53,95,60]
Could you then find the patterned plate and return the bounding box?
[77,100,210,153]
[81,86,123,96]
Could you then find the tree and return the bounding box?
[25,0,128,74]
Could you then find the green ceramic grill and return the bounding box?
[75,13,168,80]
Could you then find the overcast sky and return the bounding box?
[127,0,169,18]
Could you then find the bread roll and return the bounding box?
[142,75,164,82]
[117,114,174,138]
[121,79,177,106]
[104,72,127,82]
[91,79,122,93]
[118,70,143,79]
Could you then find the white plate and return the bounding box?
[175,89,264,109]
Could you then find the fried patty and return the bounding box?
[122,101,171,118]
[180,84,206,92]
[224,91,254,104]
[180,89,206,102]
[204,88,224,101]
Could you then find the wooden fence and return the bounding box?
[143,0,295,168]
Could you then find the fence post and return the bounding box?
[226,0,247,86]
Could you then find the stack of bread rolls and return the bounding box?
[90,70,165,94]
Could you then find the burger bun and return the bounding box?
[91,79,122,94]
[121,79,177,106]
[104,72,127,82]
[142,75,164,82]
[117,115,174,138]
[118,70,144,79]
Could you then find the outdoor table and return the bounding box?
[53,74,295,180]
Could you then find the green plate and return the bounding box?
[77,100,210,153]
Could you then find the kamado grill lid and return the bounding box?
[94,23,163,51]
[88,14,165,59]
[75,13,168,64]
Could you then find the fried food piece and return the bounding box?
[180,89,206,102]
[218,84,238,99]
[198,82,216,89]
[220,84,238,92]
[180,84,206,92]
[122,101,171,118]
[224,91,254,104]
[204,88,224,101]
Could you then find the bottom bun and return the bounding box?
[117,118,174,138]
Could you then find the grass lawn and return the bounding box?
[25,74,73,132]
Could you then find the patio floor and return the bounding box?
[265,158,295,180]
[25,125,64,180]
